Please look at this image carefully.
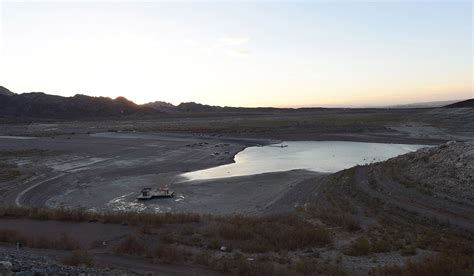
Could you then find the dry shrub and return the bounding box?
[289,257,347,276]
[369,253,473,276]
[54,233,80,250]
[317,210,361,232]
[153,244,191,263]
[403,254,471,276]
[209,257,275,275]
[400,245,417,256]
[0,229,79,250]
[30,233,79,250]
[31,233,79,250]
[115,235,146,256]
[344,237,371,256]
[371,238,392,253]
[62,250,94,267]
[294,257,320,275]
[159,232,176,244]
[0,206,200,225]
[234,260,275,276]
[0,229,27,244]
[139,225,159,235]
[0,168,21,182]
[193,252,212,266]
[214,214,331,253]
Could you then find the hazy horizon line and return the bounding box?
[2,85,469,109]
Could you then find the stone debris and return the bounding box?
[388,140,473,202]
[0,251,132,276]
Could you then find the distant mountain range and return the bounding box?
[0,86,156,119]
[0,86,472,119]
[142,101,175,111]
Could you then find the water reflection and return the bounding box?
[182,141,427,181]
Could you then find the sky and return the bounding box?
[0,1,472,107]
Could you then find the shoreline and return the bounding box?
[0,130,453,214]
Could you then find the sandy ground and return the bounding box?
[0,132,303,214]
[166,170,325,215]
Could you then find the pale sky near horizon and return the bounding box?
[0,1,472,107]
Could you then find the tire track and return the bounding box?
[15,174,65,207]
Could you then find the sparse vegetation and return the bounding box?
[343,237,371,256]
[211,214,331,253]
[0,229,79,250]
[62,250,94,267]
[302,153,474,275]
[369,253,473,275]
[115,235,146,256]
[153,244,192,264]
[0,162,21,182]
[317,211,361,232]
[0,206,201,225]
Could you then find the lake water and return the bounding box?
[181,141,428,181]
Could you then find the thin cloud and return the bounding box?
[202,36,251,57]
[228,49,251,57]
[218,36,250,46]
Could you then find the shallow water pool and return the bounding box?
[181,141,428,181]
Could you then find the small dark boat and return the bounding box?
[137,187,174,200]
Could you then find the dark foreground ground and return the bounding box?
[0,107,473,275]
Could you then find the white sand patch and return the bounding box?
[0,136,37,140]
[106,192,146,212]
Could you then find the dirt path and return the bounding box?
[354,166,474,230]
[0,243,219,275]
[15,174,65,207]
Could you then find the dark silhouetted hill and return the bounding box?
[177,102,226,112]
[176,102,309,113]
[0,88,158,119]
[445,99,474,108]
[143,101,175,111]
[0,86,14,96]
[387,100,460,108]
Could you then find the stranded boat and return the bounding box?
[137,187,174,200]
[268,144,288,148]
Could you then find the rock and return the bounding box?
[0,261,12,269]
[15,272,34,276]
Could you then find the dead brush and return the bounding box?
[343,237,371,256]
[0,206,201,225]
[369,253,474,275]
[115,235,146,256]
[62,250,94,267]
[212,214,332,253]
[316,210,361,232]
[0,229,79,250]
[153,244,192,263]
[0,229,27,244]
